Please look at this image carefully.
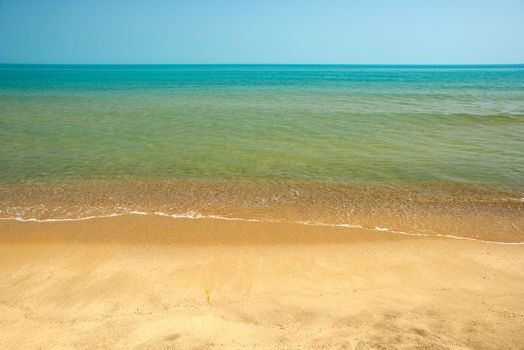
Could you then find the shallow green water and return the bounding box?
[1,64,523,186]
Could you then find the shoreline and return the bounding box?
[1,180,523,243]
[0,214,405,245]
[1,212,523,245]
[1,215,523,349]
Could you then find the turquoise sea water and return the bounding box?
[1,65,523,241]
[1,64,523,186]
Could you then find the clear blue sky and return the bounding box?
[0,0,523,64]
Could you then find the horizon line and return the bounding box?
[1,63,523,66]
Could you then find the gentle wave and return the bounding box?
[1,211,522,246]
[2,65,523,185]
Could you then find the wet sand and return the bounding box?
[1,181,523,243]
[0,215,523,349]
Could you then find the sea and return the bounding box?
[1,64,523,242]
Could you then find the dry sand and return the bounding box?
[0,215,523,349]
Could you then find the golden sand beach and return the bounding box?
[1,8,524,350]
[1,215,523,349]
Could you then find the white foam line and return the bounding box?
[370,226,524,246]
[0,211,522,245]
[0,213,124,222]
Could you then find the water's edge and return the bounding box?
[1,180,522,243]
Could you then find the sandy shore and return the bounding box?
[0,215,523,349]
